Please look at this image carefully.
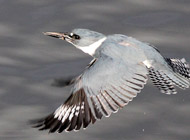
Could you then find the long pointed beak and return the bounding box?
[43,32,68,40]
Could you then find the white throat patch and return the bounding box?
[77,37,107,56]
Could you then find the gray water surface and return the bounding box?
[0,0,190,140]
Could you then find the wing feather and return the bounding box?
[32,56,148,133]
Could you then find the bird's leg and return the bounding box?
[51,76,76,87]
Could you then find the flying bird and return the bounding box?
[32,29,190,133]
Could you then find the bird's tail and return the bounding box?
[165,58,190,79]
[147,58,190,94]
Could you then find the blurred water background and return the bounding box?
[0,0,190,140]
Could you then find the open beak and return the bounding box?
[43,32,69,40]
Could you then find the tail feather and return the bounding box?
[148,68,177,94]
[165,58,190,79]
[167,72,189,89]
[148,61,190,94]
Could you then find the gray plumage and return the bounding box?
[32,29,190,133]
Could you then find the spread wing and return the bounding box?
[32,55,148,133]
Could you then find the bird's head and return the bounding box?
[43,28,105,48]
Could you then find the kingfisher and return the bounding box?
[32,29,190,133]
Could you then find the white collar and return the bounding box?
[77,37,107,56]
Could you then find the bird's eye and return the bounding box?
[73,34,80,40]
[69,33,80,40]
